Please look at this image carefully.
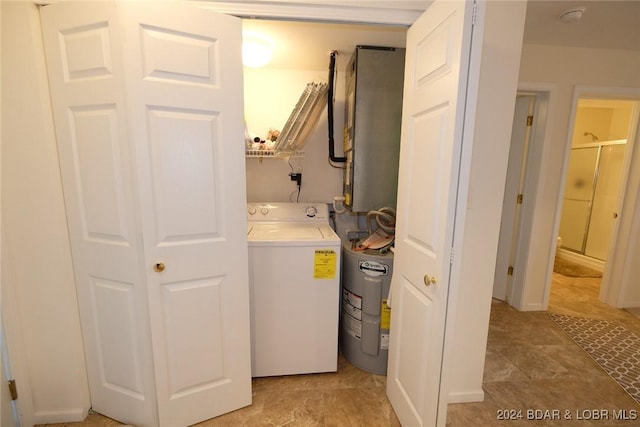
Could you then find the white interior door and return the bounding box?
[121,4,251,426]
[386,1,474,425]
[493,95,534,300]
[41,3,158,424]
[41,2,250,426]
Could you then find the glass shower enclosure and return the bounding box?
[558,140,626,261]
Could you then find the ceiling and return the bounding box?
[241,1,640,71]
[523,0,640,52]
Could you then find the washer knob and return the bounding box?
[260,207,269,215]
[248,207,257,215]
[305,206,318,217]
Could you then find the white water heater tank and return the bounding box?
[340,242,393,374]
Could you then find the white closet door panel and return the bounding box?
[146,107,220,243]
[140,25,219,85]
[387,1,473,425]
[41,3,157,426]
[58,20,114,82]
[121,4,251,426]
[393,278,433,408]
[91,278,144,397]
[405,110,448,250]
[161,277,225,397]
[69,105,129,244]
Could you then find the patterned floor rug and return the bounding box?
[553,256,602,278]
[549,313,640,404]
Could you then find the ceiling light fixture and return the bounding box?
[559,7,586,23]
[242,34,273,68]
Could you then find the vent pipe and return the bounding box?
[328,50,346,163]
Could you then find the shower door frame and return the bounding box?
[562,139,628,258]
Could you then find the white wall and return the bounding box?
[620,192,640,305]
[243,68,344,203]
[572,107,614,145]
[1,3,90,424]
[515,44,640,310]
[444,0,526,403]
[610,105,634,140]
[572,103,633,146]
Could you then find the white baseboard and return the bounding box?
[448,389,485,404]
[509,299,545,311]
[34,407,89,425]
[522,302,545,311]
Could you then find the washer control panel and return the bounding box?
[247,203,329,222]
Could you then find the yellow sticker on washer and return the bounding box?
[381,299,391,330]
[314,249,337,279]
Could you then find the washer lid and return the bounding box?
[247,223,340,243]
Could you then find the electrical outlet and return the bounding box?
[289,173,302,185]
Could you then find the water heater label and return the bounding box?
[359,260,389,276]
[380,333,389,350]
[343,289,362,310]
[342,312,361,340]
[342,289,362,340]
[381,299,391,330]
[314,249,337,279]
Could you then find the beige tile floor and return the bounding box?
[447,273,640,426]
[41,272,640,426]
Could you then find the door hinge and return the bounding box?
[517,194,524,204]
[527,115,534,126]
[8,379,18,401]
[507,266,514,276]
[450,247,455,264]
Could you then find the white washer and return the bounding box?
[247,202,341,377]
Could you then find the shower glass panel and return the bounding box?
[559,147,598,252]
[585,144,625,259]
[559,142,626,261]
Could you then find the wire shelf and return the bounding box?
[245,149,304,159]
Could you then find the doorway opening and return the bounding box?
[493,90,549,305]
[554,97,639,294]
[556,99,636,271]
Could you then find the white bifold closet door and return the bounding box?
[40,2,251,426]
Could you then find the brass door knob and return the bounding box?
[424,275,437,286]
[153,262,165,272]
